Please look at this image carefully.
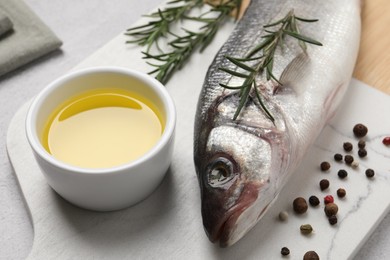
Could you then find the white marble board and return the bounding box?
[6,2,390,259]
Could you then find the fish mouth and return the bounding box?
[207,182,261,247]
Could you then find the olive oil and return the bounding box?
[42,88,164,169]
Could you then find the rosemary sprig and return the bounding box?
[126,0,242,84]
[125,0,204,52]
[219,10,322,122]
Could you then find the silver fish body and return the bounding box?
[194,0,361,247]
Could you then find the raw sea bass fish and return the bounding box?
[194,0,361,247]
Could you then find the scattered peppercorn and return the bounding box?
[358,149,367,158]
[358,140,366,149]
[343,142,353,152]
[338,169,348,179]
[324,195,334,204]
[383,137,390,146]
[337,188,346,198]
[279,211,289,221]
[281,247,290,256]
[309,196,320,207]
[344,155,354,165]
[320,161,331,171]
[328,215,338,225]
[300,224,313,235]
[324,203,339,217]
[334,153,343,162]
[293,197,308,214]
[353,123,368,138]
[365,168,375,178]
[319,179,330,191]
[303,251,320,260]
[351,161,359,169]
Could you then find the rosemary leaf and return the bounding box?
[283,30,323,46]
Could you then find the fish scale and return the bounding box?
[194,0,361,247]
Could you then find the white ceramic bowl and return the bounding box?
[25,67,176,211]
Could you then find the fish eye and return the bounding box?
[207,157,236,188]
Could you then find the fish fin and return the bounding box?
[278,53,311,95]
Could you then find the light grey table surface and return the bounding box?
[1,1,389,259]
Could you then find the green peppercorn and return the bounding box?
[334,153,343,162]
[358,149,367,158]
[320,161,331,171]
[319,179,330,191]
[338,169,348,179]
[353,123,368,138]
[309,195,320,207]
[281,247,290,256]
[293,197,308,214]
[344,155,354,165]
[324,203,338,217]
[328,215,338,225]
[365,168,375,178]
[337,188,346,198]
[343,142,353,152]
[358,140,366,149]
[300,224,313,235]
[303,251,320,260]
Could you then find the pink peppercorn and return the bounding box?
[383,137,390,146]
[324,195,334,204]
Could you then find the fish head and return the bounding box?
[196,116,280,247]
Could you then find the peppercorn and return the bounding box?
[324,203,338,217]
[303,251,320,260]
[344,155,354,165]
[365,168,375,178]
[300,224,313,235]
[338,169,348,179]
[324,195,334,204]
[358,140,366,149]
[351,161,359,169]
[328,215,338,225]
[383,137,390,146]
[337,188,346,198]
[353,123,368,138]
[319,179,330,191]
[343,142,353,152]
[309,195,320,207]
[281,247,290,256]
[358,149,367,158]
[334,153,343,162]
[279,211,289,221]
[320,161,330,171]
[293,197,308,214]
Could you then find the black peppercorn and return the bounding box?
[328,215,338,225]
[320,161,331,171]
[319,179,330,191]
[337,188,346,198]
[365,168,375,178]
[353,123,368,138]
[303,251,320,260]
[358,149,367,158]
[309,195,320,207]
[344,155,354,165]
[343,142,353,152]
[358,140,366,149]
[293,197,308,214]
[338,169,348,179]
[281,247,290,256]
[334,153,343,162]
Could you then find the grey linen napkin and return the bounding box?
[0,9,13,36]
[0,0,62,77]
